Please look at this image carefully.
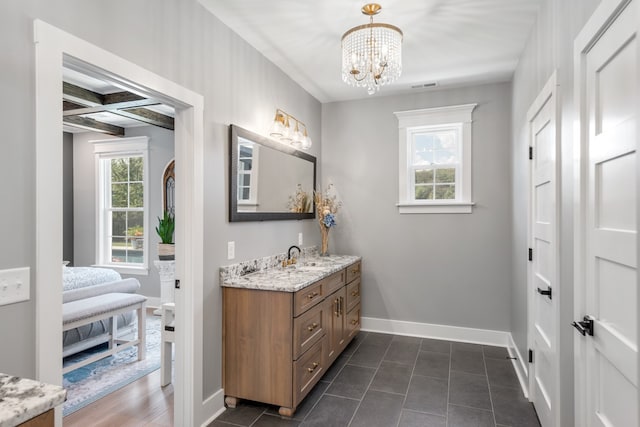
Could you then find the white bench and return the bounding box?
[63,293,147,374]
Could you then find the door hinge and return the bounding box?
[528,349,534,363]
[529,146,533,160]
[528,248,533,261]
[175,279,181,289]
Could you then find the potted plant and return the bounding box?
[127,225,144,250]
[156,211,175,260]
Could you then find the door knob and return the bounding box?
[572,316,594,336]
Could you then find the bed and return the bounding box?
[62,266,142,357]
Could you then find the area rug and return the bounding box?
[62,315,162,416]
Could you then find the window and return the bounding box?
[395,104,476,213]
[236,137,260,212]
[94,137,149,274]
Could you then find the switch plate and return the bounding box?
[0,267,30,306]
[227,241,235,260]
[298,233,303,246]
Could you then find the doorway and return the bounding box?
[34,20,209,425]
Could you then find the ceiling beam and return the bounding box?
[63,82,104,106]
[63,116,125,136]
[113,108,175,130]
[62,98,163,116]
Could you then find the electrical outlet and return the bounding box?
[298,233,303,246]
[227,241,235,260]
[0,267,30,306]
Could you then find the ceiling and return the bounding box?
[198,0,542,103]
[62,67,175,135]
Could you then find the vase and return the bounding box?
[320,225,330,256]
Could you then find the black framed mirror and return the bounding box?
[229,124,316,222]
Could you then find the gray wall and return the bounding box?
[72,126,175,298]
[322,82,513,332]
[0,0,322,407]
[510,1,600,425]
[63,132,74,265]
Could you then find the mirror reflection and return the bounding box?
[230,125,316,222]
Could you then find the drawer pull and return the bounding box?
[351,319,359,326]
[307,291,319,300]
[351,290,360,297]
[334,298,340,317]
[307,362,319,373]
[351,266,360,274]
[307,322,319,332]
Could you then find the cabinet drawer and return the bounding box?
[293,336,326,407]
[346,278,361,313]
[294,281,325,316]
[346,303,361,340]
[346,261,361,284]
[322,269,346,295]
[293,302,326,360]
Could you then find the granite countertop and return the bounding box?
[221,254,361,292]
[0,374,66,427]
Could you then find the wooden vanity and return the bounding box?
[222,258,361,416]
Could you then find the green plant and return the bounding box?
[155,211,175,244]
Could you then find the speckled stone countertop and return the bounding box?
[0,373,66,427]
[221,253,361,292]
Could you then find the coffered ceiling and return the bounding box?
[198,0,542,103]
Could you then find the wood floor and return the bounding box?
[64,369,174,427]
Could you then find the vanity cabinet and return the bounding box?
[223,261,361,417]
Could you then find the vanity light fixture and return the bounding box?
[268,109,313,150]
[341,3,403,95]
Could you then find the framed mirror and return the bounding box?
[229,124,316,222]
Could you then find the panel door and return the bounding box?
[529,74,559,427]
[581,1,638,425]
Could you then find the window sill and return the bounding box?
[396,201,475,214]
[93,264,149,276]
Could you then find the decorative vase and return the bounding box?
[158,243,175,260]
[320,225,330,256]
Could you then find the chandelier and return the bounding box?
[268,109,313,150]
[341,3,403,95]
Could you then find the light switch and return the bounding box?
[0,267,30,306]
[227,241,235,260]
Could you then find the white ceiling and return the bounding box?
[198,0,541,103]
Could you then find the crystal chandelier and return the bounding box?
[268,109,313,150]
[341,3,403,95]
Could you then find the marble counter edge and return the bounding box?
[221,255,361,292]
[0,374,66,427]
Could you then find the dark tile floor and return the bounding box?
[209,332,540,427]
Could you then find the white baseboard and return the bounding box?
[360,316,509,347]
[200,388,225,427]
[507,333,529,399]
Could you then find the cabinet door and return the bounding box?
[326,287,346,363]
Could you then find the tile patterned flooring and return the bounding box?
[210,332,541,427]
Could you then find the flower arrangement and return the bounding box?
[314,184,342,256]
[287,184,311,213]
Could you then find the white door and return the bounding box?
[528,72,559,427]
[574,0,638,426]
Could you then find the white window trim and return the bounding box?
[394,104,476,214]
[93,136,150,275]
